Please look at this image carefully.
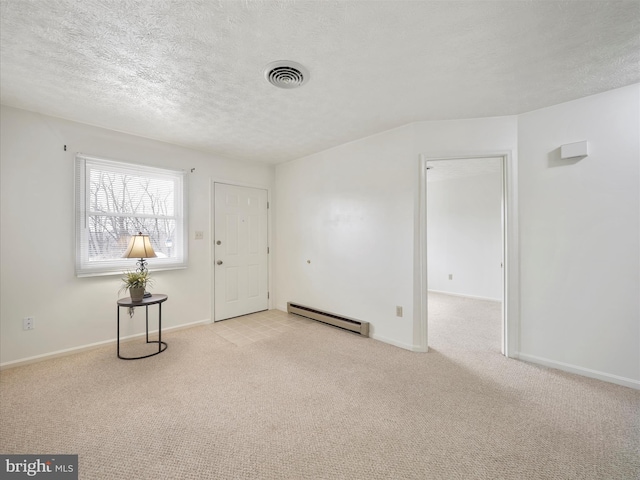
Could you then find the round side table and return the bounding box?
[116,294,168,360]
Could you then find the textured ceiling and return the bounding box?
[1,1,639,164]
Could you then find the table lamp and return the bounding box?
[122,232,157,274]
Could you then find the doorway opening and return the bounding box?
[417,152,519,357]
[426,157,504,354]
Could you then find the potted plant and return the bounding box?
[119,271,152,302]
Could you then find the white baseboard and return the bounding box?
[0,318,211,370]
[517,352,640,390]
[428,289,501,302]
[370,333,425,352]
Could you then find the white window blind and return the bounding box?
[75,154,187,276]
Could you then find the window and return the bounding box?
[75,154,187,276]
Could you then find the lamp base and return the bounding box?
[136,258,148,274]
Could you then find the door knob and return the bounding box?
[216,240,221,245]
[216,260,223,265]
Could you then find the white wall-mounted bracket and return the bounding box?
[560,140,588,160]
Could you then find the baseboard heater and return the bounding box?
[287,302,369,337]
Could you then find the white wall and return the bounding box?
[275,126,417,349]
[275,88,640,389]
[427,172,502,300]
[275,116,517,350]
[0,105,274,365]
[4,84,638,388]
[517,84,640,385]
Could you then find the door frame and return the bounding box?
[417,151,520,357]
[211,179,273,322]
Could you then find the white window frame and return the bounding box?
[75,153,188,277]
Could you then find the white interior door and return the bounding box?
[214,183,268,321]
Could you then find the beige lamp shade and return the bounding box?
[122,232,157,259]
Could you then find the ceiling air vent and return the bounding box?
[263,61,309,89]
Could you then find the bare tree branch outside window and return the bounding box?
[88,170,176,261]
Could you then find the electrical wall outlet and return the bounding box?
[195,231,204,240]
[448,274,453,280]
[396,306,403,317]
[23,317,35,330]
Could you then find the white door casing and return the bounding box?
[214,183,268,321]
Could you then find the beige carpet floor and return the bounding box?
[1,293,638,479]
